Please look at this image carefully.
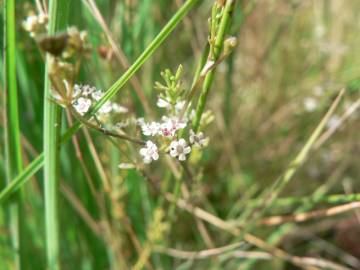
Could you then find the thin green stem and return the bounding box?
[246,193,360,210]
[3,0,24,267]
[43,1,69,269]
[192,0,235,132]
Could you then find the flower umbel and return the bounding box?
[141,122,161,136]
[73,97,92,115]
[140,141,159,164]
[160,117,186,137]
[170,139,191,161]
[189,129,208,148]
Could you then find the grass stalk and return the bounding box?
[192,0,235,132]
[247,192,360,209]
[43,0,68,269]
[3,0,24,267]
[0,0,199,203]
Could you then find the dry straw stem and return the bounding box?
[155,244,350,270]
[261,201,360,226]
[165,194,350,270]
[241,160,353,270]
[314,98,360,149]
[248,192,360,209]
[154,242,244,259]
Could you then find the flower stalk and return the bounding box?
[192,0,236,132]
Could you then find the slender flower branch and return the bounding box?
[192,0,236,132]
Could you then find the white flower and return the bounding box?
[72,84,97,97]
[157,97,171,109]
[189,129,207,147]
[136,118,145,126]
[112,103,128,113]
[22,15,39,33]
[303,97,318,112]
[73,97,91,115]
[37,13,48,24]
[23,14,48,36]
[82,85,96,96]
[141,122,161,136]
[160,117,186,137]
[91,90,104,101]
[98,101,113,114]
[140,141,159,164]
[169,139,191,161]
[175,100,186,112]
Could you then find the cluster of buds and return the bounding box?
[138,65,208,164]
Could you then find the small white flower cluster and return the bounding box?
[140,116,187,137]
[138,107,207,163]
[140,141,159,164]
[72,84,128,116]
[136,65,209,164]
[138,128,208,164]
[157,97,186,113]
[22,13,48,37]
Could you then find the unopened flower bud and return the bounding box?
[224,36,237,55]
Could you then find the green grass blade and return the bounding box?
[3,0,24,268]
[0,0,199,203]
[0,155,44,203]
[43,0,69,269]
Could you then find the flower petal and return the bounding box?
[170,150,177,157]
[139,148,147,156]
[152,152,159,160]
[178,138,186,146]
[184,146,191,154]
